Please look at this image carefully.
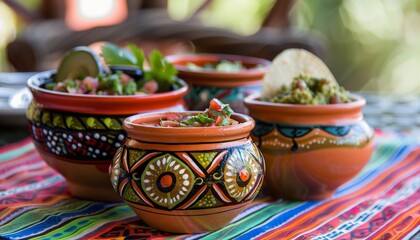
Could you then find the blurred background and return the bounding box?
[0,0,419,144]
[0,0,419,94]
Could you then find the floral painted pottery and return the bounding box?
[26,70,188,202]
[110,111,265,233]
[244,94,374,200]
[165,53,271,113]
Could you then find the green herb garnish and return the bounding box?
[101,43,142,68]
[187,113,215,125]
[100,43,178,93]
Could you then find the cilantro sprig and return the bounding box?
[101,43,143,69]
[100,42,178,92]
[187,113,215,125]
[159,98,237,128]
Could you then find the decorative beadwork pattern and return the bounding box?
[27,102,126,161]
[253,120,374,152]
[223,149,262,202]
[113,142,265,210]
[140,154,195,209]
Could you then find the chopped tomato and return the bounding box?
[143,80,158,93]
[165,113,181,122]
[209,98,223,111]
[215,116,223,126]
[159,98,235,127]
[82,76,99,90]
[120,73,133,85]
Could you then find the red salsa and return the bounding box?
[160,99,238,127]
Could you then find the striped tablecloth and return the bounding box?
[0,132,419,240]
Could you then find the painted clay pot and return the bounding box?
[26,70,188,202]
[244,94,374,200]
[110,112,265,233]
[165,54,271,113]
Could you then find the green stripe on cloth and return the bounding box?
[32,205,135,240]
[0,201,92,234]
[0,142,34,162]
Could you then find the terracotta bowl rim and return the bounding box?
[123,111,255,143]
[165,53,271,75]
[27,70,189,100]
[124,111,254,131]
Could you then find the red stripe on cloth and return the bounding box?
[298,176,420,239]
[367,201,420,239]
[0,150,44,176]
[1,168,55,190]
[82,216,145,239]
[0,144,69,211]
[0,138,32,154]
[258,148,420,240]
[0,180,69,212]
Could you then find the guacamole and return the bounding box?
[186,60,264,73]
[186,60,244,73]
[265,75,353,105]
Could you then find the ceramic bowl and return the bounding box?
[165,53,271,113]
[26,70,188,202]
[110,111,265,233]
[244,94,374,200]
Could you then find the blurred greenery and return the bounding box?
[0,0,41,72]
[291,0,420,94]
[0,1,17,72]
[168,0,420,94]
[168,0,276,35]
[1,0,420,94]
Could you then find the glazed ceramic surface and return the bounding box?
[166,54,270,113]
[110,112,265,233]
[245,94,374,200]
[26,70,188,202]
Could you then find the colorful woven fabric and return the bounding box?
[0,132,419,240]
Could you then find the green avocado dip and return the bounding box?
[186,60,263,73]
[186,60,243,72]
[264,75,353,105]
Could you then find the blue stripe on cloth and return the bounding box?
[0,175,63,198]
[2,202,120,239]
[0,200,70,226]
[236,201,321,240]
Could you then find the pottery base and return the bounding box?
[67,181,121,202]
[35,146,120,202]
[263,144,374,201]
[126,202,248,233]
[268,187,335,201]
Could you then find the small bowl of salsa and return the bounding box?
[26,43,188,202]
[110,99,265,233]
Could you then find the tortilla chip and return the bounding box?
[261,49,337,99]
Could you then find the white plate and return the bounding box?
[0,72,36,126]
[0,87,32,125]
